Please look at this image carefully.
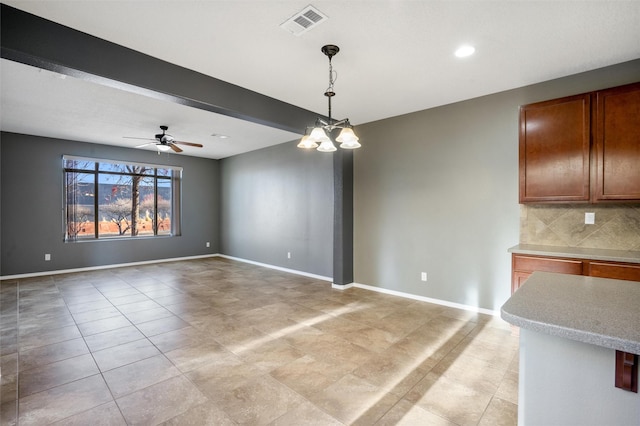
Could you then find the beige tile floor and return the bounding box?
[1,257,519,425]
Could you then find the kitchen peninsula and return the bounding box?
[502,271,640,425]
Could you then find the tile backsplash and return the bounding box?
[520,204,640,251]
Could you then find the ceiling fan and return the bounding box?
[124,125,203,153]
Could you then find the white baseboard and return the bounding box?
[1,254,498,316]
[223,257,497,314]
[216,254,333,282]
[352,282,499,316]
[0,254,220,280]
[332,283,354,290]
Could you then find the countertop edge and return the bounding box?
[508,244,640,264]
[500,307,640,354]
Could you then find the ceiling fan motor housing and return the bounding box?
[156,126,173,143]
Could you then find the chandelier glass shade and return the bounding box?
[297,45,361,152]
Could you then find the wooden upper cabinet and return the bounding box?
[593,82,640,201]
[519,82,640,204]
[519,94,591,203]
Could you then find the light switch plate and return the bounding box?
[585,212,595,225]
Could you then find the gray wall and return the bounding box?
[0,132,220,276]
[354,59,640,311]
[3,59,639,312]
[220,141,333,277]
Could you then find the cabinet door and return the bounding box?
[512,271,531,293]
[594,82,640,201]
[519,94,591,203]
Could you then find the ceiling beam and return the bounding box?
[0,3,317,135]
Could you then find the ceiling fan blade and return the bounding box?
[135,142,155,148]
[169,143,183,153]
[173,140,203,148]
[124,136,156,141]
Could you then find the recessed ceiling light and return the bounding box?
[455,45,475,58]
[211,133,229,139]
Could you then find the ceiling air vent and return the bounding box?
[280,5,328,36]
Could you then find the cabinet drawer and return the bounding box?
[513,255,583,275]
[587,261,640,282]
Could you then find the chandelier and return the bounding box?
[297,45,361,152]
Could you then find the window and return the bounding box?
[63,156,182,241]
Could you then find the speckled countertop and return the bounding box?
[501,271,640,354]
[508,244,640,264]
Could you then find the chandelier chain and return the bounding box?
[326,61,338,94]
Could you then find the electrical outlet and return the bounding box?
[206,242,210,248]
[287,252,291,259]
[421,272,427,282]
[45,254,51,261]
[585,212,595,225]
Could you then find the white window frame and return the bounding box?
[63,155,182,241]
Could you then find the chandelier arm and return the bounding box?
[330,118,349,128]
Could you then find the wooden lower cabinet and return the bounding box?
[511,254,640,293]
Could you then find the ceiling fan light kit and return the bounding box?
[125,125,204,154]
[297,44,361,152]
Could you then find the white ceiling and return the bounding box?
[2,1,640,159]
[0,58,302,159]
